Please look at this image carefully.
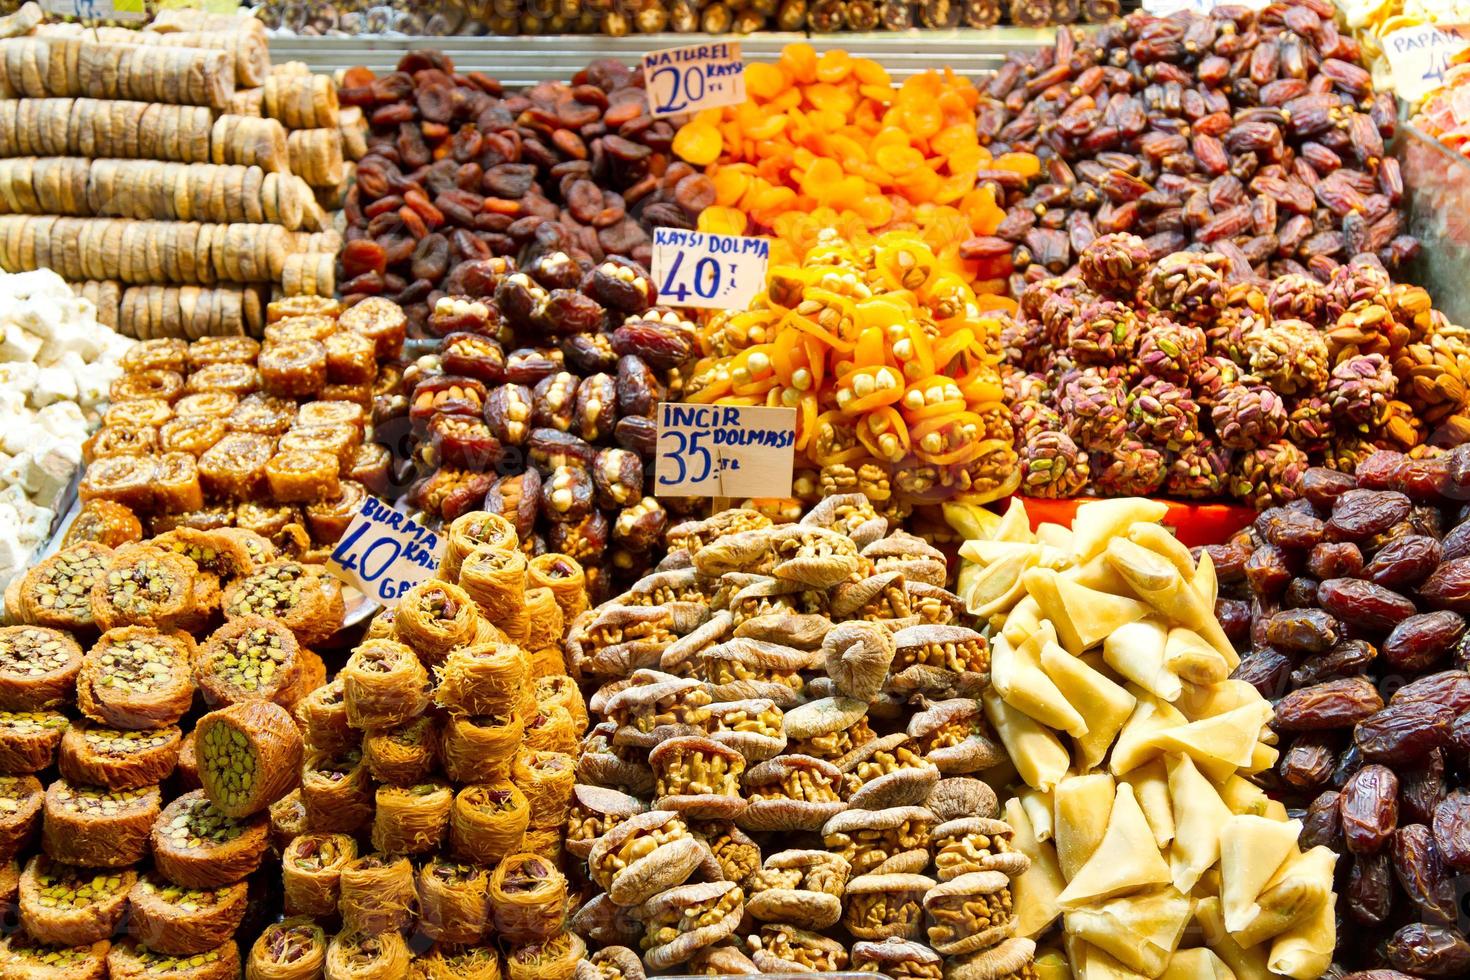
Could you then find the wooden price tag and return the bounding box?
[655,403,796,500]
[643,42,746,118]
[651,227,769,311]
[327,495,443,606]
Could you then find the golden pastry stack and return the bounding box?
[955,498,1337,978]
[0,521,340,979]
[73,296,400,547]
[265,509,595,979]
[0,3,344,336]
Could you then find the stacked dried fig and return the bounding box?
[385,247,700,598]
[1004,235,1470,505]
[1221,446,1470,975]
[338,51,711,335]
[975,2,1418,294]
[565,498,1037,978]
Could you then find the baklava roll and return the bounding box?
[490,853,568,943]
[527,554,588,624]
[433,642,529,718]
[529,647,566,679]
[269,790,307,849]
[0,711,69,772]
[277,647,327,714]
[126,873,248,956]
[394,581,479,665]
[325,929,410,980]
[17,543,113,631]
[444,512,519,582]
[371,781,452,856]
[410,944,503,980]
[107,938,240,980]
[195,701,304,817]
[197,615,301,706]
[301,749,374,835]
[18,855,134,946]
[362,715,438,786]
[177,731,202,791]
[58,723,182,790]
[535,675,587,732]
[222,561,344,648]
[0,626,83,710]
[442,713,521,784]
[282,833,358,918]
[89,544,199,632]
[418,857,491,945]
[449,780,529,866]
[338,853,416,935]
[458,547,526,623]
[154,452,206,514]
[506,932,584,980]
[295,678,356,755]
[0,775,43,861]
[512,750,576,831]
[150,790,270,889]
[341,640,430,730]
[524,588,564,652]
[43,780,160,868]
[247,918,328,980]
[523,706,578,755]
[77,627,195,730]
[0,931,109,980]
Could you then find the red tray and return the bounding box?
[1003,496,1257,548]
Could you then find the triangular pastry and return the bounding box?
[1104,539,1237,668]
[1219,816,1302,934]
[1196,897,1273,980]
[1121,759,1174,850]
[1053,773,1116,881]
[1005,796,1065,939]
[1266,882,1335,980]
[1125,523,1197,581]
[1103,619,1181,702]
[982,689,1069,793]
[1041,641,1136,772]
[1163,627,1231,685]
[1110,694,1188,777]
[991,629,1087,736]
[1057,784,1171,909]
[1160,948,1236,980]
[1064,886,1194,977]
[1071,498,1170,564]
[1167,754,1234,894]
[1232,846,1336,948]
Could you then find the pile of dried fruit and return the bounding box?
[566,498,1038,978]
[685,228,1018,516]
[676,43,1034,289]
[1223,446,1470,975]
[338,51,710,334]
[976,4,1418,296]
[957,497,1337,978]
[268,510,591,977]
[0,524,336,975]
[1004,235,1470,504]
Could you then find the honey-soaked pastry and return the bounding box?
[184,363,263,398]
[58,723,181,790]
[0,627,82,711]
[77,627,194,730]
[524,588,564,652]
[325,929,410,980]
[838,733,941,810]
[512,749,576,831]
[444,512,519,582]
[150,790,269,889]
[265,451,340,503]
[17,543,113,630]
[843,873,936,942]
[265,317,337,345]
[0,775,43,861]
[394,580,478,665]
[282,833,358,917]
[268,294,342,323]
[188,336,261,369]
[83,424,159,462]
[347,443,392,499]
[229,393,297,437]
[339,296,406,359]
[523,705,578,756]
[506,931,584,980]
[489,852,567,943]
[518,825,564,862]
[440,713,520,784]
[362,715,438,786]
[340,639,430,730]
[174,391,241,419]
[305,480,368,545]
[294,678,355,755]
[603,674,711,748]
[323,331,376,386]
[745,849,851,930]
[457,547,527,629]
[851,938,946,979]
[17,855,133,946]
[527,553,588,624]
[449,780,529,867]
[63,500,144,550]
[932,817,1031,882]
[0,931,110,979]
[372,781,452,856]
[248,917,328,980]
[785,696,877,761]
[175,731,202,792]
[126,873,248,956]
[339,852,415,935]
[587,809,704,907]
[195,700,303,818]
[750,923,849,973]
[0,711,68,773]
[196,615,300,706]
[418,857,491,945]
[108,938,240,980]
[823,806,935,877]
[300,748,373,835]
[223,561,343,647]
[112,369,185,404]
[151,528,255,579]
[739,754,846,832]
[565,784,647,861]
[123,338,189,374]
[42,780,160,868]
[259,339,327,399]
[198,431,274,499]
[534,675,586,733]
[637,880,744,970]
[277,647,325,716]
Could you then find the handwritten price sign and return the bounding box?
[651,227,769,312]
[655,403,796,499]
[327,496,443,606]
[643,43,746,117]
[1385,25,1469,102]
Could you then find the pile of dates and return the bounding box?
[1216,447,1470,976]
[388,250,701,602]
[337,51,711,334]
[974,0,1419,296]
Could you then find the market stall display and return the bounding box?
[0,268,132,587]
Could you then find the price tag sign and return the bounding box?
[651,227,768,312]
[643,42,746,118]
[655,403,796,499]
[327,496,443,607]
[40,0,147,20]
[1384,25,1469,102]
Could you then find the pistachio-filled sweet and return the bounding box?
[13,543,114,631]
[0,710,70,773]
[58,723,182,790]
[195,615,300,706]
[149,790,269,889]
[105,937,240,980]
[0,774,43,861]
[18,855,135,946]
[126,874,249,956]
[282,832,358,918]
[246,917,328,980]
[0,626,83,710]
[0,931,110,980]
[76,627,195,730]
[194,700,303,818]
[42,779,160,868]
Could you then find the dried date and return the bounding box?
[1308,541,1364,580]
[1432,790,1470,871]
[1354,702,1453,765]
[1289,638,1377,689]
[1301,789,1343,851]
[1265,608,1339,653]
[1386,923,1470,978]
[1391,823,1458,925]
[1421,558,1470,614]
[1317,578,1417,634]
[1365,535,1443,589]
[1383,611,1466,673]
[1346,850,1395,925]
[1327,489,1413,541]
[1340,764,1399,854]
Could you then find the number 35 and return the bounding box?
[659,431,713,485]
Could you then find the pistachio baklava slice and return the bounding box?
[76,627,195,730]
[0,710,69,773]
[125,873,248,956]
[58,723,182,790]
[42,780,159,867]
[105,937,240,980]
[149,790,269,889]
[0,774,43,860]
[0,931,109,980]
[0,626,83,710]
[18,855,135,946]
